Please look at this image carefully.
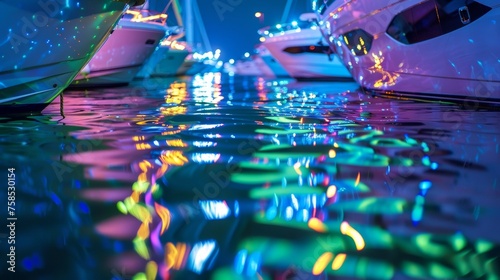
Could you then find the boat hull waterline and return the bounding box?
[320,0,500,103]
[0,0,145,113]
[262,26,352,80]
[138,47,190,77]
[72,18,167,87]
[256,44,290,77]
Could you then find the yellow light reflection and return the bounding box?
[154,202,171,235]
[355,172,360,187]
[155,164,169,178]
[161,106,187,116]
[132,180,150,193]
[328,149,336,158]
[340,221,365,250]
[174,243,187,269]
[293,162,302,176]
[145,261,158,280]
[312,252,334,275]
[166,139,187,147]
[368,53,400,88]
[125,10,168,23]
[165,242,188,271]
[136,143,152,150]
[326,185,337,198]
[124,196,138,210]
[165,242,178,270]
[331,253,347,270]
[308,217,328,233]
[162,82,188,116]
[139,160,152,173]
[161,40,187,51]
[137,221,150,240]
[159,150,188,166]
[137,173,148,183]
[133,136,146,142]
[161,130,182,135]
[130,191,140,203]
[129,204,153,224]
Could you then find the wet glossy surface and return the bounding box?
[1,73,499,279]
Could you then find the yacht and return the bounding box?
[138,0,219,78]
[0,0,145,113]
[178,50,221,76]
[176,52,204,76]
[253,53,276,77]
[259,18,352,81]
[255,44,290,77]
[318,0,500,103]
[71,10,168,87]
[137,39,190,77]
[234,57,264,76]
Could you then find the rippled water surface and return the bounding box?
[1,73,499,280]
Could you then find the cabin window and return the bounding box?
[387,0,491,44]
[340,29,373,56]
[283,45,331,54]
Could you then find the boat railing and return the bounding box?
[124,9,168,25]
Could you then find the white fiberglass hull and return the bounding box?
[253,55,275,77]
[178,59,207,76]
[320,0,500,103]
[0,0,143,113]
[186,60,217,76]
[262,27,351,80]
[234,60,263,76]
[72,18,166,87]
[139,47,189,77]
[256,45,289,77]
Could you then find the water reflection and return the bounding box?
[0,73,498,279]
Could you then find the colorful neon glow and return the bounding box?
[326,185,337,198]
[340,221,365,250]
[125,10,168,23]
[312,252,333,275]
[331,253,347,270]
[154,202,171,235]
[308,217,328,233]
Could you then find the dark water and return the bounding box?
[1,73,499,280]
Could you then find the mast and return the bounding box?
[193,0,212,52]
[184,0,194,47]
[281,0,294,23]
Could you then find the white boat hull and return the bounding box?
[0,0,143,112]
[320,0,500,102]
[234,60,263,76]
[262,27,351,80]
[138,47,189,77]
[253,55,275,77]
[256,45,289,77]
[72,18,166,87]
[178,59,205,76]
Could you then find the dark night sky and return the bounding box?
[157,0,313,61]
